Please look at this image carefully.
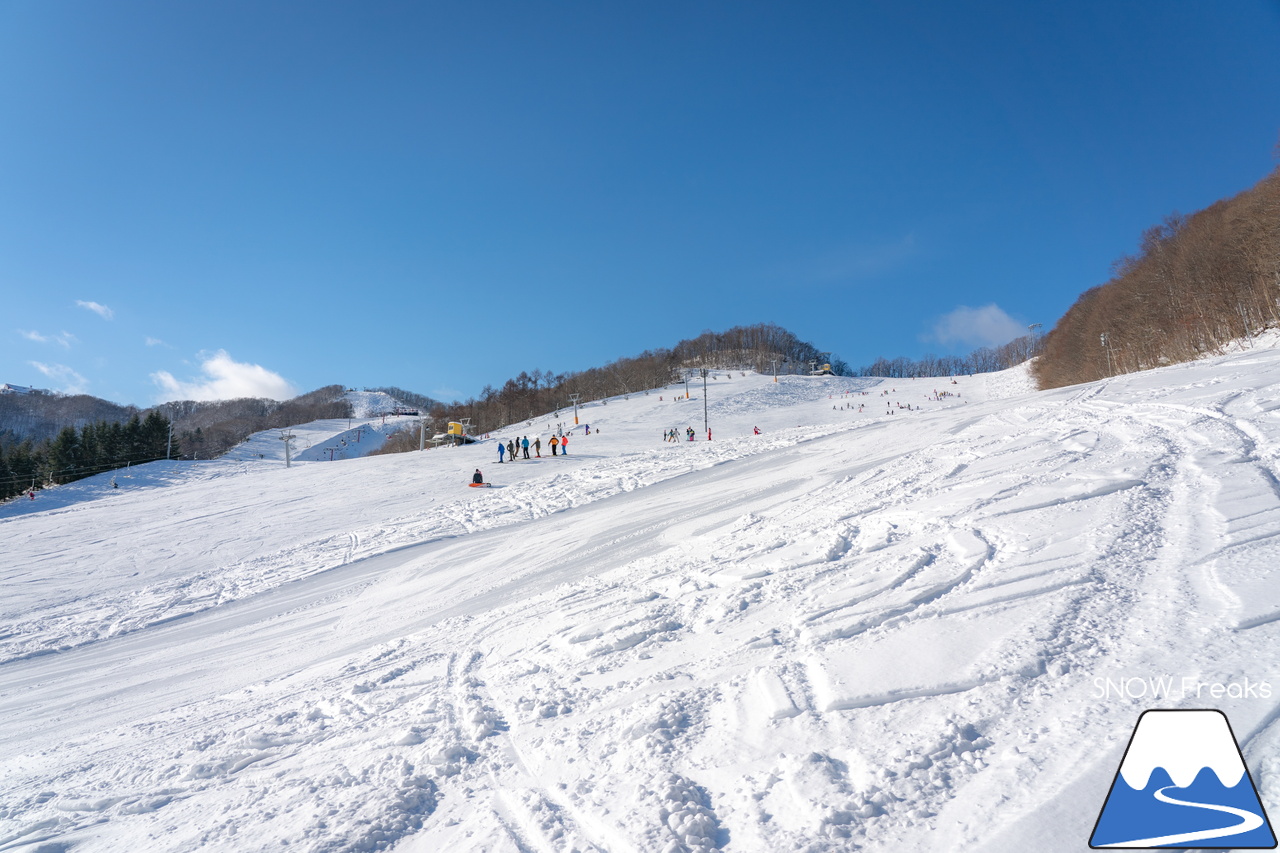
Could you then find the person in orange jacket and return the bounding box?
[550,435,559,456]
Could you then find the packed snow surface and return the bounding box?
[4,355,1280,851]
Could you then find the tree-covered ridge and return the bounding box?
[412,324,846,439]
[0,386,352,499]
[0,411,172,501]
[1034,166,1280,389]
[853,334,1043,379]
[170,385,351,460]
[0,390,142,448]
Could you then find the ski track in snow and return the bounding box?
[4,358,1280,851]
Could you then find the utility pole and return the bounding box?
[700,368,709,437]
[280,430,295,468]
[769,357,778,383]
[1100,333,1113,376]
[166,418,173,460]
[420,418,426,451]
[568,393,582,425]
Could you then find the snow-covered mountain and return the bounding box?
[3,350,1280,852]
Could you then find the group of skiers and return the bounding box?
[497,433,568,463]
[664,426,737,442]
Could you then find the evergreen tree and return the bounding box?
[0,444,12,501]
[80,422,102,472]
[49,426,80,483]
[141,411,170,460]
[124,414,143,462]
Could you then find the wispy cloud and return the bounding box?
[145,336,169,347]
[930,304,1027,349]
[151,350,298,402]
[76,300,114,320]
[20,329,77,349]
[780,233,920,284]
[29,361,89,395]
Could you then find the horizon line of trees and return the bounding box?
[853,333,1044,379]
[1034,165,1280,389]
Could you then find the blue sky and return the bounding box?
[3,1,1279,406]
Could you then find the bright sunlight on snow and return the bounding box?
[4,354,1280,851]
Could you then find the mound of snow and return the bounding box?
[344,389,408,418]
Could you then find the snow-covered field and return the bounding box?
[3,353,1280,851]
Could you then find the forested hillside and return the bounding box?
[0,386,352,498]
[854,333,1042,379]
[1035,166,1280,389]
[0,411,173,501]
[0,391,142,448]
[170,385,351,459]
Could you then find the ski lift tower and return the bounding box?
[568,393,582,425]
[279,430,295,468]
[700,368,710,436]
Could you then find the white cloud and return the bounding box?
[151,350,298,402]
[145,336,169,347]
[20,329,77,348]
[29,361,89,395]
[76,300,114,320]
[931,304,1027,349]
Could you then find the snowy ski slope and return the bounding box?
[3,352,1280,852]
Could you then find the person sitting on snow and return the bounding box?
[473,468,484,484]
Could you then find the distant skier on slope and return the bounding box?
[560,433,569,455]
[498,442,506,463]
